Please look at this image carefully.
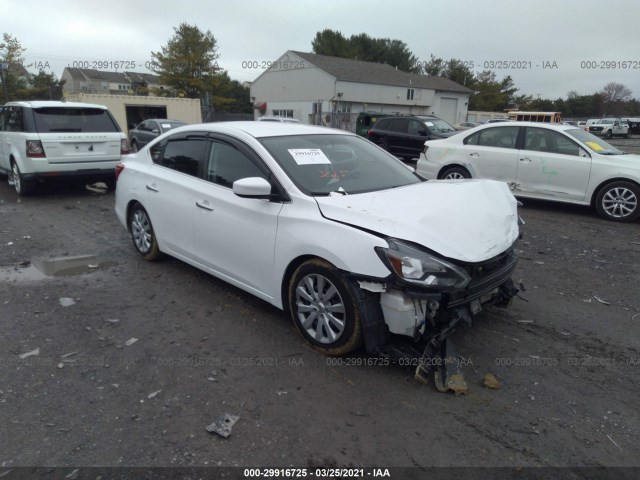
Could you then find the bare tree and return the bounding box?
[600,82,632,103]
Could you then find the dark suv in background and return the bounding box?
[368,115,458,160]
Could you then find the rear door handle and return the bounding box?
[146,184,159,192]
[196,201,214,211]
[519,157,532,163]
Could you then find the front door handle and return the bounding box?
[196,201,214,211]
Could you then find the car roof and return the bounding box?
[6,100,109,110]
[471,121,577,131]
[171,121,350,139]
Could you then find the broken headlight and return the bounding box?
[376,239,471,288]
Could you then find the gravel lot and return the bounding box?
[0,142,639,478]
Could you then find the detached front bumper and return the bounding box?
[376,246,519,341]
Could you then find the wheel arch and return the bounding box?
[590,177,640,207]
[280,254,321,313]
[437,163,472,179]
[125,199,147,232]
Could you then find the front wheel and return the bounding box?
[595,181,640,222]
[605,130,613,139]
[441,166,471,180]
[288,259,363,355]
[129,202,162,260]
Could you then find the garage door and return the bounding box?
[439,98,458,124]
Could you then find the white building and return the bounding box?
[250,51,472,130]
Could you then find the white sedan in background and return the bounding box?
[417,122,640,222]
[115,122,520,371]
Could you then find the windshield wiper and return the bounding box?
[329,187,348,196]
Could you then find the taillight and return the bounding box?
[115,163,125,181]
[120,139,130,155]
[26,140,45,158]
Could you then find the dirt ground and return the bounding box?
[0,141,639,478]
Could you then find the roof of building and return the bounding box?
[62,68,161,85]
[289,51,473,93]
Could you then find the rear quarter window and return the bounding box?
[33,107,121,133]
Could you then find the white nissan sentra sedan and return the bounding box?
[115,122,520,363]
[416,122,640,222]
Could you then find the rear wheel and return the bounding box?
[441,166,471,180]
[288,259,363,355]
[595,181,640,222]
[129,202,162,260]
[11,161,36,196]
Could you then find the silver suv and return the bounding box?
[0,101,128,195]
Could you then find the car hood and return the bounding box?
[315,180,519,263]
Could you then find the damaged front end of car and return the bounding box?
[360,238,520,394]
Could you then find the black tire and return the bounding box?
[11,161,36,196]
[376,139,389,152]
[288,258,363,355]
[605,130,613,139]
[440,166,471,180]
[595,181,640,222]
[128,202,162,260]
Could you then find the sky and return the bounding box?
[2,0,639,100]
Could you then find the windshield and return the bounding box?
[259,134,422,195]
[599,119,614,125]
[565,128,625,155]
[417,117,456,132]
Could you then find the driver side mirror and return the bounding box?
[578,148,590,158]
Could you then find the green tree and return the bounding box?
[420,54,446,76]
[0,33,29,102]
[469,71,519,111]
[311,29,352,58]
[443,59,475,88]
[311,29,420,73]
[18,71,65,100]
[150,23,222,99]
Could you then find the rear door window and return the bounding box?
[33,107,120,133]
[158,136,207,177]
[477,126,519,149]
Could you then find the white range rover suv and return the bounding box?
[0,101,129,195]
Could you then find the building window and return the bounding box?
[80,81,87,91]
[272,109,293,118]
[101,82,108,90]
[407,88,414,100]
[336,102,351,113]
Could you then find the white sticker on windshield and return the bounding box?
[425,122,435,127]
[161,123,172,128]
[288,149,331,165]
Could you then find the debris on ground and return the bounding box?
[59,297,76,307]
[482,373,501,390]
[104,318,120,324]
[147,390,161,399]
[124,338,138,346]
[593,295,610,305]
[18,348,40,359]
[205,413,240,438]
